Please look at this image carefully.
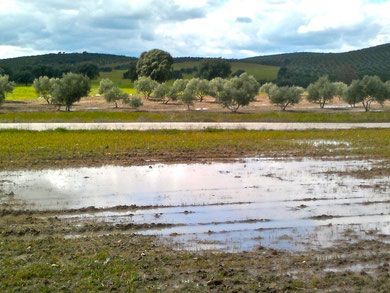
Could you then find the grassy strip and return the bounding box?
[0,129,389,169]
[1,111,390,123]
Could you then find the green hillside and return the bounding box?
[243,43,390,86]
[173,61,279,81]
[0,52,135,72]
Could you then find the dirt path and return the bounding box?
[1,122,390,131]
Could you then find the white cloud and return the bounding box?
[0,0,389,59]
[0,45,49,58]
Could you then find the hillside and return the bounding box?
[0,52,136,72]
[173,61,279,81]
[1,43,389,87]
[243,43,390,86]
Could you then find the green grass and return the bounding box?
[6,85,37,101]
[0,111,389,123]
[6,71,137,102]
[173,61,279,81]
[91,70,136,95]
[0,129,389,169]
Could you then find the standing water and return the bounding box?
[1,158,389,251]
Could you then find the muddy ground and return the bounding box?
[1,212,389,292]
[1,157,389,292]
[2,94,390,113]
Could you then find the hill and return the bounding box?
[172,60,279,82]
[243,43,390,86]
[0,52,136,72]
[1,44,389,87]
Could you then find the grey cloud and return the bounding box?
[236,17,252,23]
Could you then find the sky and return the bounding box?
[0,0,389,59]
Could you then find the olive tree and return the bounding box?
[307,76,337,108]
[217,73,259,113]
[104,87,128,108]
[33,76,54,104]
[344,80,362,107]
[0,75,14,105]
[259,82,277,95]
[268,85,303,111]
[209,77,226,99]
[345,76,387,111]
[151,82,170,103]
[185,78,210,102]
[98,78,115,95]
[334,81,348,99]
[167,79,188,103]
[180,86,197,111]
[134,76,158,99]
[136,49,173,82]
[51,73,90,111]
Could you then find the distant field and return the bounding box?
[173,61,279,81]
[6,85,37,101]
[6,71,136,101]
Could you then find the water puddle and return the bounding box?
[1,158,389,252]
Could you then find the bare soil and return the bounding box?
[2,94,389,113]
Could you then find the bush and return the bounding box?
[127,96,143,109]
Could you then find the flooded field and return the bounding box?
[1,157,389,252]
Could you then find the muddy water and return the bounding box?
[1,158,389,252]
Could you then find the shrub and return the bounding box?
[127,96,143,109]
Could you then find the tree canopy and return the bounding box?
[51,73,90,111]
[0,75,15,104]
[197,59,232,80]
[268,85,303,111]
[307,76,337,108]
[216,73,259,112]
[136,49,173,82]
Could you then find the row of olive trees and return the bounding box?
[33,73,90,111]
[134,73,260,112]
[261,75,390,111]
[98,78,143,109]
